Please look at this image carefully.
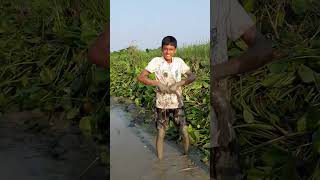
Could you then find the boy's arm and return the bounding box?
[180,70,196,86]
[169,70,196,92]
[137,69,159,86]
[137,69,171,92]
[212,26,284,81]
[88,24,109,68]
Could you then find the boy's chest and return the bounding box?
[155,62,181,79]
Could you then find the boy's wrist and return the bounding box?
[154,81,161,86]
[177,80,186,86]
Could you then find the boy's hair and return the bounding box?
[162,36,177,48]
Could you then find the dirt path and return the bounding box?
[0,111,107,180]
[111,98,209,180]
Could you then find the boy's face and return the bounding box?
[162,44,176,61]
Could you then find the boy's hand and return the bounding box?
[169,81,185,93]
[157,83,170,93]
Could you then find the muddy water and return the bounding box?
[0,111,107,180]
[111,100,209,180]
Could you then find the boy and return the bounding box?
[137,36,196,160]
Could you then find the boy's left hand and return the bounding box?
[169,81,185,93]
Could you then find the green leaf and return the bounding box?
[277,10,285,27]
[247,168,265,180]
[191,81,203,89]
[66,108,79,120]
[26,37,41,44]
[71,77,82,93]
[235,40,248,50]
[79,116,92,136]
[268,112,280,124]
[202,81,209,88]
[291,0,309,15]
[93,67,108,84]
[149,73,155,80]
[134,98,140,106]
[29,89,48,102]
[80,13,97,45]
[203,143,210,148]
[243,108,254,123]
[188,134,195,144]
[202,98,207,104]
[228,48,242,57]
[194,130,200,142]
[40,67,56,84]
[244,0,255,12]
[188,125,196,144]
[186,95,190,101]
[297,113,307,132]
[268,62,288,74]
[298,65,315,83]
[21,75,28,87]
[261,73,285,87]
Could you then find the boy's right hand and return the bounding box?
[157,83,170,93]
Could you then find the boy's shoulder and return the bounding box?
[148,57,185,64]
[173,57,185,63]
[146,57,163,67]
[148,57,165,63]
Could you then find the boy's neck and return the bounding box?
[163,57,173,64]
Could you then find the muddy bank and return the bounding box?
[0,111,107,180]
[111,97,209,180]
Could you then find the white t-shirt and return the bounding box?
[145,57,190,109]
[211,0,254,65]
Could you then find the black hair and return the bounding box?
[161,36,177,48]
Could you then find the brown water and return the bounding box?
[110,99,209,180]
[0,111,107,180]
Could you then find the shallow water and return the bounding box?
[110,100,209,180]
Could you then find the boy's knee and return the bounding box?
[180,125,188,136]
[158,128,165,139]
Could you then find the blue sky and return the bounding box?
[110,0,209,51]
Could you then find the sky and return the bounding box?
[110,0,210,51]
